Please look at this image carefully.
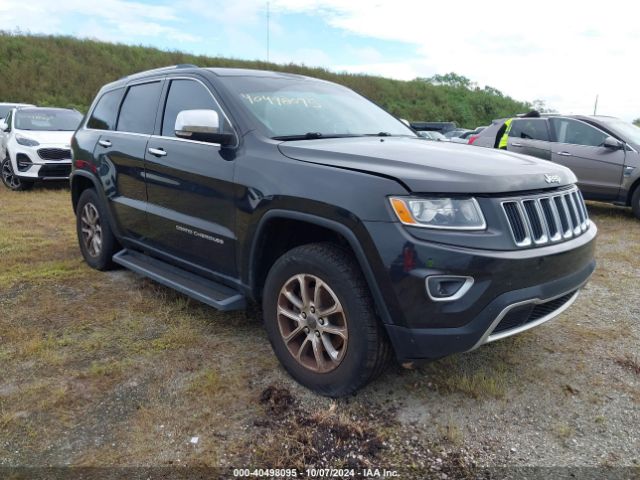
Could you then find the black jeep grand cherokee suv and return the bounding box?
[71,65,596,396]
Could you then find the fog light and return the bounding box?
[426,275,474,302]
[16,153,33,172]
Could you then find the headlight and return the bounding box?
[15,134,39,147]
[389,196,486,230]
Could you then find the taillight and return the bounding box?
[468,135,479,145]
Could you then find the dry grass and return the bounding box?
[0,187,638,471]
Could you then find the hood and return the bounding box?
[15,129,74,146]
[278,137,576,193]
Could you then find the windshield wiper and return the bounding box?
[272,132,359,141]
[364,132,393,137]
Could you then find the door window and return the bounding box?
[87,88,124,130]
[509,119,550,141]
[116,82,163,135]
[551,118,608,147]
[161,79,225,137]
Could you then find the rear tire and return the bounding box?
[76,188,119,270]
[632,186,640,220]
[262,243,390,397]
[1,157,34,191]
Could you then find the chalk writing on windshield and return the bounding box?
[240,94,322,109]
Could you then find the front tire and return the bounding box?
[632,186,640,220]
[76,188,119,270]
[262,243,390,397]
[1,157,33,191]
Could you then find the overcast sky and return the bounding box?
[1,0,638,121]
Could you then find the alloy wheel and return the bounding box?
[80,202,103,257]
[277,274,348,373]
[1,160,22,190]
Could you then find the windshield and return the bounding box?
[15,109,82,131]
[220,76,415,139]
[598,117,640,145]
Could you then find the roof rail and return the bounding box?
[122,64,198,81]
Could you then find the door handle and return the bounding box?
[511,142,523,147]
[556,151,573,156]
[98,139,112,148]
[148,147,167,157]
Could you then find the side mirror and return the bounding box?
[0,120,7,132]
[175,109,235,146]
[603,136,623,150]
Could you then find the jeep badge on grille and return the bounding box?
[544,174,561,184]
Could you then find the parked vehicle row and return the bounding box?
[65,65,595,396]
[0,106,83,191]
[472,114,640,218]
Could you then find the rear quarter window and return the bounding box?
[87,88,124,130]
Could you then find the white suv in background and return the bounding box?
[0,102,35,159]
[1,107,83,191]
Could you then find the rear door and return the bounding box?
[507,118,552,160]
[92,80,164,240]
[143,77,238,277]
[549,117,625,200]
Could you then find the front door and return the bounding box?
[549,118,625,200]
[144,78,237,278]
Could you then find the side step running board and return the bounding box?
[112,249,246,311]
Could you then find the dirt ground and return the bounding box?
[0,185,638,478]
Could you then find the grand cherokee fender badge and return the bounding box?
[544,174,561,184]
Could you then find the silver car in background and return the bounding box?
[471,115,640,219]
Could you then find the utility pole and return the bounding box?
[266,1,270,63]
[593,94,599,115]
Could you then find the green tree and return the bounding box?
[0,32,531,129]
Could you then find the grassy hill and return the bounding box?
[0,33,530,128]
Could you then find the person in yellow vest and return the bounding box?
[497,110,540,150]
[498,118,514,149]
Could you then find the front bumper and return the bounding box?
[364,219,597,362]
[12,145,72,180]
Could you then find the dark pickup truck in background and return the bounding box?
[70,66,596,396]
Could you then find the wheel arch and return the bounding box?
[70,170,100,212]
[626,175,640,206]
[248,210,393,325]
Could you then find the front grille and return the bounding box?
[37,148,71,161]
[492,291,576,334]
[502,187,589,248]
[38,164,72,178]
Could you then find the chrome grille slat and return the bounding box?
[565,193,582,235]
[502,187,589,248]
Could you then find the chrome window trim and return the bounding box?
[149,134,221,148]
